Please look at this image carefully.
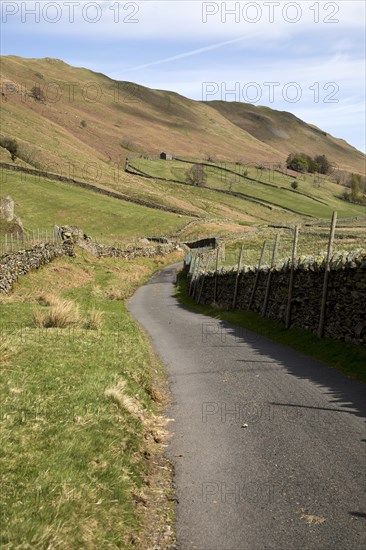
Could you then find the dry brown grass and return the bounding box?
[105,380,148,426]
[33,298,81,328]
[83,308,103,330]
[36,292,59,307]
[0,260,94,304]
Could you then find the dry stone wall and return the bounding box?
[78,239,179,259]
[0,163,199,218]
[188,250,366,344]
[0,226,180,293]
[0,242,75,293]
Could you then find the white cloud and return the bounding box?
[4,1,365,40]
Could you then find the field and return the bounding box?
[0,249,183,548]
[0,169,190,243]
[129,158,366,219]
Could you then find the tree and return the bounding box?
[306,156,318,173]
[0,137,18,161]
[286,153,308,173]
[350,173,361,201]
[314,154,330,174]
[185,164,206,186]
[291,180,299,189]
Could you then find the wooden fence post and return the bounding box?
[213,247,220,303]
[285,225,299,328]
[198,255,210,303]
[248,240,266,310]
[189,254,197,295]
[318,211,337,338]
[262,234,280,316]
[192,255,201,299]
[232,244,244,309]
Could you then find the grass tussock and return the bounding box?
[36,291,59,306]
[105,380,148,425]
[33,298,81,328]
[83,308,103,330]
[1,250,180,548]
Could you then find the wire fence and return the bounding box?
[184,213,365,340]
[220,218,365,270]
[187,214,366,276]
[0,228,62,256]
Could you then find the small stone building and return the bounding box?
[160,152,173,160]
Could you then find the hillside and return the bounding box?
[208,101,366,175]
[1,55,365,181]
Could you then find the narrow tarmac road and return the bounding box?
[127,264,365,550]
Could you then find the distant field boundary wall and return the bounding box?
[127,160,327,217]
[173,157,329,208]
[0,162,200,218]
[126,163,288,213]
[184,237,219,250]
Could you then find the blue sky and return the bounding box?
[1,1,365,152]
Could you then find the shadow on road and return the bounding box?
[174,293,366,423]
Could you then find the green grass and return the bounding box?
[221,224,366,268]
[0,169,190,241]
[175,272,366,383]
[131,158,366,219]
[0,249,182,548]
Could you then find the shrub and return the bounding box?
[315,154,331,175]
[30,85,45,102]
[287,152,331,175]
[286,153,308,173]
[0,136,18,161]
[80,120,87,128]
[291,180,299,190]
[350,173,361,201]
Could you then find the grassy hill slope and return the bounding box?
[207,101,366,175]
[1,55,365,180]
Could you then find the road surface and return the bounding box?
[127,264,365,550]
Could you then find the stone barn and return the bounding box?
[160,152,173,160]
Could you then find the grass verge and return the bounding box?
[0,247,183,548]
[175,271,366,383]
